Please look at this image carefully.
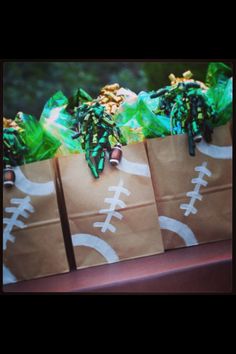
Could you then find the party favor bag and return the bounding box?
[57,142,164,269]
[146,124,232,250]
[3,159,69,285]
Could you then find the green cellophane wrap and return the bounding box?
[115,91,171,142]
[66,88,93,111]
[40,91,83,155]
[205,63,232,127]
[15,112,61,164]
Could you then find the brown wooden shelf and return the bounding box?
[3,239,232,293]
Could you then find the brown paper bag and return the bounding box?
[146,124,232,250]
[57,142,164,269]
[3,159,69,285]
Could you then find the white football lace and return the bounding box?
[180,162,212,216]
[3,196,34,250]
[93,179,131,233]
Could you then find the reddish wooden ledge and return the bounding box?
[3,239,232,293]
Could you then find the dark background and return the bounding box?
[3,61,223,118]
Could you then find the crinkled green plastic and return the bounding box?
[205,63,232,127]
[76,88,93,104]
[115,91,171,142]
[119,126,144,144]
[40,91,83,154]
[66,88,93,112]
[206,62,232,87]
[15,112,61,164]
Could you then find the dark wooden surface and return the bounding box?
[3,239,232,293]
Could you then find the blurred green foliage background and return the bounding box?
[3,61,224,118]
